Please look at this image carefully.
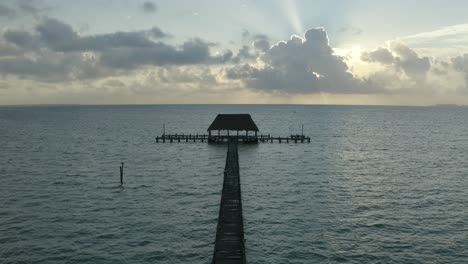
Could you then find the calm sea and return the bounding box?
[0,105,467,263]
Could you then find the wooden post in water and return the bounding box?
[120,162,124,185]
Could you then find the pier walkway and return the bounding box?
[155,134,310,143]
[212,140,246,264]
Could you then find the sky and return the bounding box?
[2,0,468,105]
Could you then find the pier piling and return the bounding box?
[119,162,124,185]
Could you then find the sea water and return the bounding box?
[1,105,467,263]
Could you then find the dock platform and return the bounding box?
[212,140,246,264]
[155,134,310,143]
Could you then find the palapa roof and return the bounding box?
[208,114,259,131]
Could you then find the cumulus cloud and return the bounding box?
[361,47,395,64]
[0,17,463,104]
[141,1,157,13]
[227,28,373,94]
[362,42,431,77]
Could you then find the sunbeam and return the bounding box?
[284,0,303,34]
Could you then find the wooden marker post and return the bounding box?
[120,162,124,185]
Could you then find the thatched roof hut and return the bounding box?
[208,114,259,132]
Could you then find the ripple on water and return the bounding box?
[1,105,468,263]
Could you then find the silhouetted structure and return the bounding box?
[208,114,259,143]
[212,140,246,264]
[155,113,310,143]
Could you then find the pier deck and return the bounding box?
[155,134,310,143]
[212,140,246,264]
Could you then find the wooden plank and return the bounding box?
[212,141,246,264]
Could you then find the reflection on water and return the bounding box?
[0,105,467,263]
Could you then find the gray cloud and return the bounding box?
[252,34,270,52]
[141,1,157,13]
[241,29,271,52]
[17,0,45,17]
[157,66,217,85]
[227,28,372,94]
[4,30,37,49]
[337,26,363,35]
[32,18,221,68]
[0,3,16,18]
[0,17,235,82]
[0,54,73,82]
[391,42,431,76]
[33,18,169,52]
[452,54,468,91]
[100,38,224,68]
[362,42,431,77]
[361,47,395,64]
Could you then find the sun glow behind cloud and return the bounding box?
[283,0,303,35]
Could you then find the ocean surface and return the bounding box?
[1,105,467,264]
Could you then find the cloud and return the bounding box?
[241,29,271,52]
[361,47,395,64]
[4,18,222,68]
[99,38,223,68]
[227,28,373,94]
[4,30,38,49]
[141,1,157,13]
[362,42,431,77]
[252,34,270,52]
[32,18,171,52]
[452,54,468,91]
[337,26,363,35]
[17,0,46,17]
[0,3,16,18]
[0,17,236,82]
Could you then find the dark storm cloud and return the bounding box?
[227,28,373,94]
[141,1,157,13]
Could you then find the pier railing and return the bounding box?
[155,134,311,143]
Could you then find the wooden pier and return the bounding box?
[212,140,246,264]
[156,114,310,144]
[155,134,310,143]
